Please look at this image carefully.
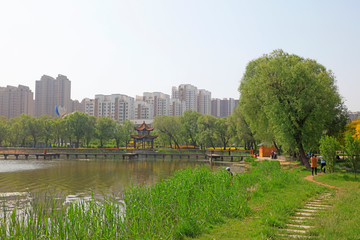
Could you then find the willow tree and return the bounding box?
[180,111,201,148]
[153,115,183,149]
[239,50,346,168]
[65,111,90,148]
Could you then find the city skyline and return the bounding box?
[0,79,236,103]
[1,76,239,120]
[1,1,359,111]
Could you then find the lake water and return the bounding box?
[0,157,244,212]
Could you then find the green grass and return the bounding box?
[192,165,360,240]
[3,161,356,239]
[0,161,301,239]
[311,173,360,240]
[192,164,329,240]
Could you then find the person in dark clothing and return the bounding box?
[320,157,326,173]
[226,167,233,177]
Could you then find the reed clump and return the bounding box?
[0,161,295,239]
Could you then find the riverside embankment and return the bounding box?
[0,160,327,239]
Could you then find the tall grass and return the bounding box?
[0,161,298,239]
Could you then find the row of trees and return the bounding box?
[0,112,135,148]
[0,110,254,150]
[152,110,253,150]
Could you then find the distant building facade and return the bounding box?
[349,112,360,122]
[143,92,170,117]
[211,98,239,118]
[135,97,154,120]
[172,84,212,114]
[0,85,34,119]
[172,84,198,112]
[170,98,185,117]
[83,98,96,116]
[90,94,134,122]
[71,99,85,113]
[197,89,211,115]
[35,74,71,117]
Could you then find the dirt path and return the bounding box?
[304,173,340,189]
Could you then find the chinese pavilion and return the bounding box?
[130,121,158,149]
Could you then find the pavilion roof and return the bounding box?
[134,121,154,131]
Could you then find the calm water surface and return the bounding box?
[0,157,244,212]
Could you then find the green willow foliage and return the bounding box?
[239,49,347,166]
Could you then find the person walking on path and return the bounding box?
[310,155,318,176]
[320,157,326,173]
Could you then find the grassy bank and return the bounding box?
[0,161,310,239]
[0,162,344,239]
[192,164,360,240]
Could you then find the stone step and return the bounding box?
[277,191,334,239]
[296,212,314,216]
[299,209,318,213]
[306,203,331,207]
[278,233,313,239]
[282,228,307,234]
[292,216,315,220]
[304,206,326,210]
[289,219,306,223]
[286,224,314,229]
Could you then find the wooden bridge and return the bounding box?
[2,153,59,160]
[0,151,247,162]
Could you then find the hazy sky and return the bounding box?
[1,0,359,111]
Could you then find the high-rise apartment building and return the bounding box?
[135,97,154,120]
[170,98,185,117]
[172,84,212,115]
[197,89,211,115]
[35,74,71,117]
[211,98,221,117]
[211,98,239,118]
[93,94,134,122]
[71,99,85,113]
[83,98,96,116]
[172,84,198,112]
[0,85,34,119]
[171,87,179,100]
[143,92,170,117]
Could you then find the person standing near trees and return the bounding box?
[310,155,318,176]
[320,157,326,173]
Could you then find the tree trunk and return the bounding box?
[173,139,180,149]
[298,143,310,169]
[273,140,281,155]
